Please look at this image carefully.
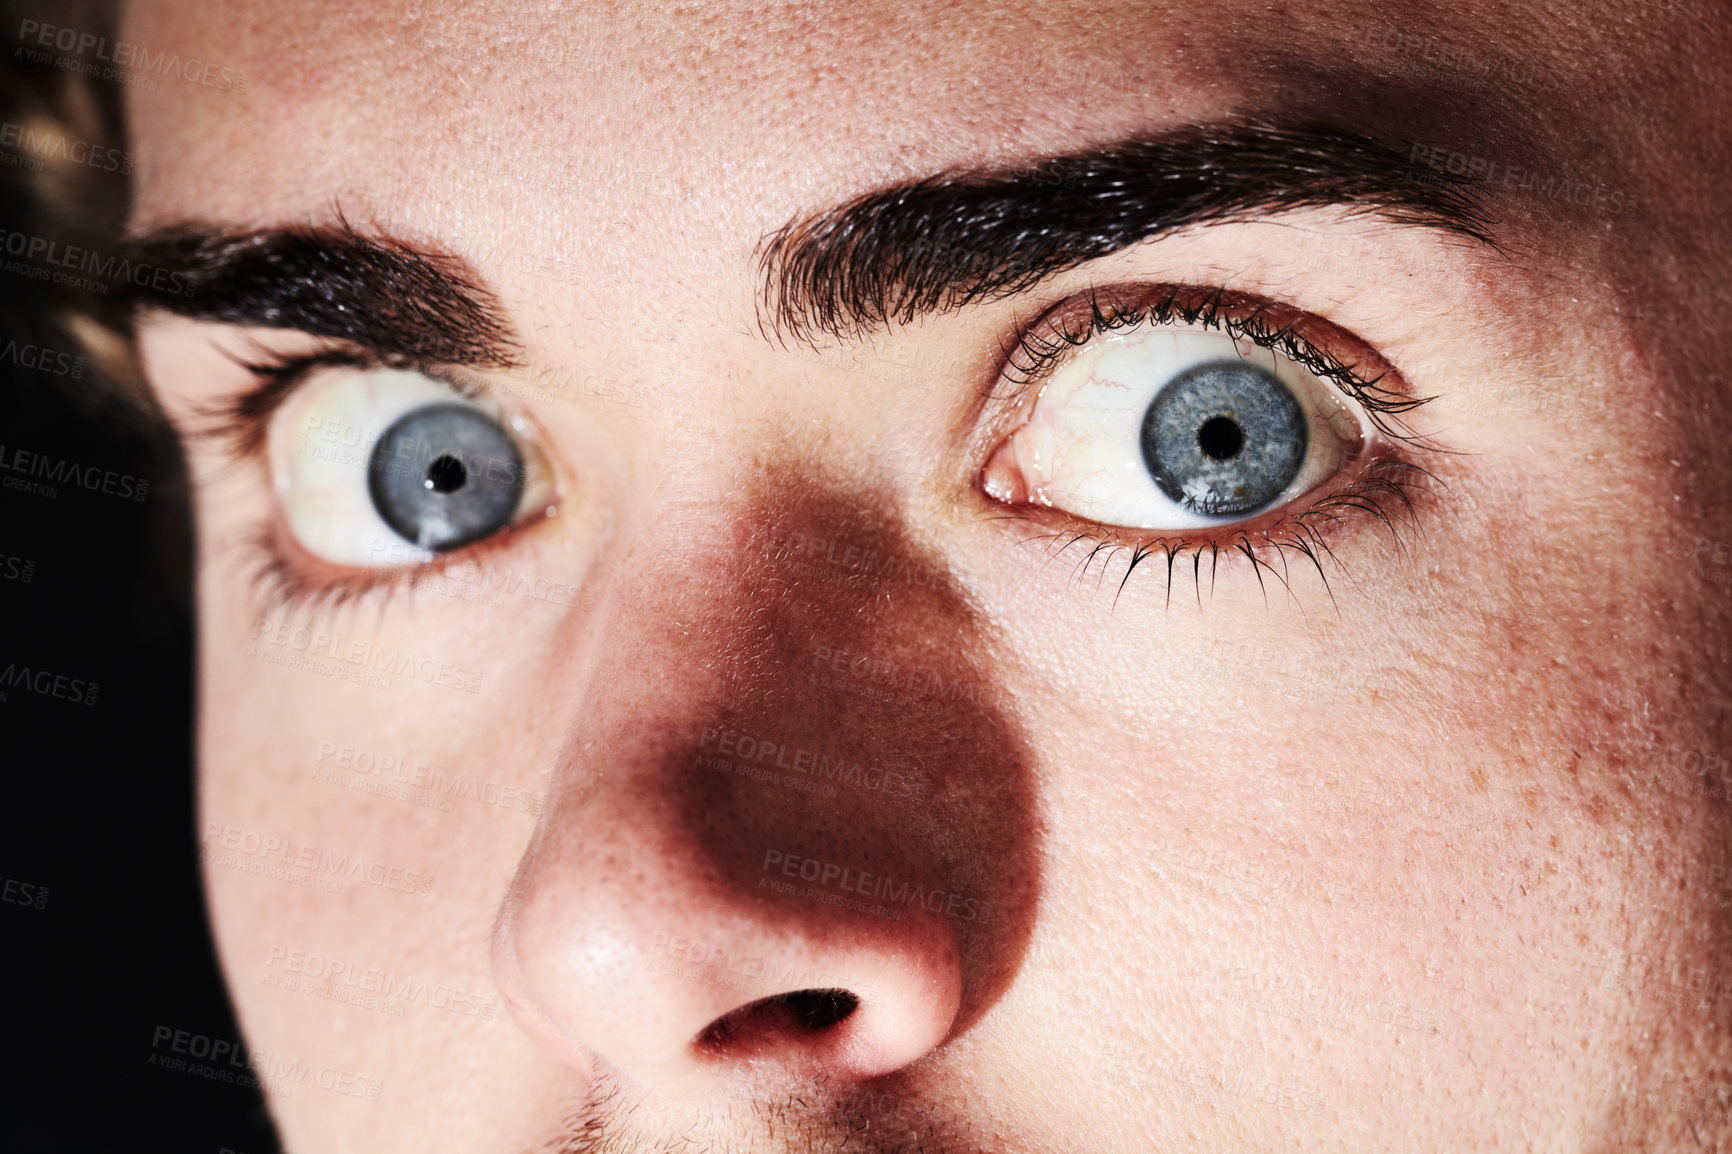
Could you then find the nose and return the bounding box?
[496,764,965,1090]
[492,488,1038,1098]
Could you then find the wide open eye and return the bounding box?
[266,365,555,566]
[982,321,1367,531]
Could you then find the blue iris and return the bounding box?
[367,403,525,550]
[1139,361,1307,517]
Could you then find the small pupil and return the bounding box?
[1197,416,1244,461]
[424,454,467,493]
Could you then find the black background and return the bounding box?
[1,2,282,1148]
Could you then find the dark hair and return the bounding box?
[1,1,278,1147]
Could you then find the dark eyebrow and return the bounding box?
[758,118,1498,342]
[119,216,520,366]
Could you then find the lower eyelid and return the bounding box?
[241,498,560,624]
[983,447,1440,606]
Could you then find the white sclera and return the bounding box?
[267,367,550,567]
[1003,327,1365,530]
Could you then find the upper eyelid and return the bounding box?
[1004,285,1377,384]
[994,285,1433,438]
[197,343,488,461]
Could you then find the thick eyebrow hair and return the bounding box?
[759,119,1498,342]
[119,216,520,366]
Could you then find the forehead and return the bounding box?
[120,0,1641,229]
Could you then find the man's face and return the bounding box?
[123,0,1732,1149]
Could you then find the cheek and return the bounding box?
[991,658,1692,1140]
[194,574,557,1117]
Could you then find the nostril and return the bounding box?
[784,988,858,1031]
[695,988,860,1053]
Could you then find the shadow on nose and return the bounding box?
[493,470,1043,1097]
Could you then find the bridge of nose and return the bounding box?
[494,465,1044,1094]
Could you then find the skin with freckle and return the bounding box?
[120,0,1732,1150]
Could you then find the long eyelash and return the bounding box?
[986,284,1449,609]
[188,347,369,459]
[217,351,510,625]
[996,455,1442,615]
[233,520,433,638]
[237,512,531,632]
[999,284,1435,446]
[193,344,485,459]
